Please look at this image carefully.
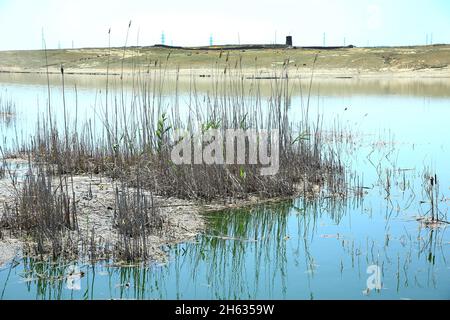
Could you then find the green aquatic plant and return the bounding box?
[291,132,311,144]
[202,119,221,133]
[155,112,172,153]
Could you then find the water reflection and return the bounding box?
[0,75,449,299]
[2,73,450,98]
[1,196,448,299]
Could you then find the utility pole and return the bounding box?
[209,34,213,46]
[161,31,165,45]
[41,28,45,49]
[323,33,326,47]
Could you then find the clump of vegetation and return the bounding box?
[113,181,164,262]
[0,165,78,259]
[26,62,345,203]
[0,96,16,126]
[418,171,449,227]
[0,161,167,262]
[0,159,6,179]
[1,55,348,263]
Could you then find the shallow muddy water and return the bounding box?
[0,74,449,299]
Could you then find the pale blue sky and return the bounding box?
[0,0,449,50]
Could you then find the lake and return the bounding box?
[0,73,449,300]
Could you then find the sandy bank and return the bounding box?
[1,45,450,80]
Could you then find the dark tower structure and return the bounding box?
[286,36,293,46]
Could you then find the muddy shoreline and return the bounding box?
[0,172,205,267]
[0,167,313,268]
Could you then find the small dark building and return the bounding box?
[286,36,293,46]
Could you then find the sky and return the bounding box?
[0,0,449,50]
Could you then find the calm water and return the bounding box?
[0,74,449,300]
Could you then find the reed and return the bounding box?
[0,96,16,126]
[421,170,447,224]
[113,180,164,262]
[1,50,349,262]
[24,61,346,202]
[0,163,78,259]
